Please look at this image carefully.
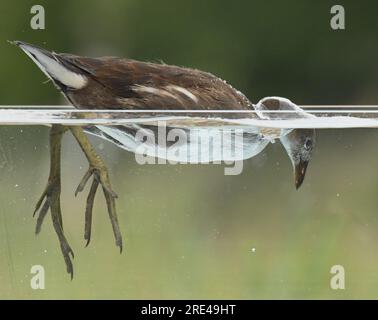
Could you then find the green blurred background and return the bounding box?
[1,0,378,299]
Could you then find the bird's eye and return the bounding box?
[304,138,312,150]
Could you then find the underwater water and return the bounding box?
[1,108,378,299]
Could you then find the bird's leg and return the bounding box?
[34,125,74,279]
[69,126,123,252]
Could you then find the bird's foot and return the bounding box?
[34,178,74,279]
[75,162,122,252]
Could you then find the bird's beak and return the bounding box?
[294,160,308,189]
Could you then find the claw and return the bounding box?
[75,168,94,196]
[50,197,75,279]
[35,198,50,234]
[102,186,123,252]
[33,187,48,217]
[34,182,75,278]
[84,177,99,247]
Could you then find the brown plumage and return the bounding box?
[70,58,252,111]
[14,41,253,113]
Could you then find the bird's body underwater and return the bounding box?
[12,41,316,277]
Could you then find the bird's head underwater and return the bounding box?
[255,96,316,189]
[280,128,315,189]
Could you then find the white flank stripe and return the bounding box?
[167,85,199,103]
[132,85,181,101]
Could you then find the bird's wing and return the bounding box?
[59,54,254,112]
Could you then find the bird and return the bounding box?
[12,41,316,277]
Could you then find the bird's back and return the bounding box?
[14,41,255,118]
[59,54,254,114]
